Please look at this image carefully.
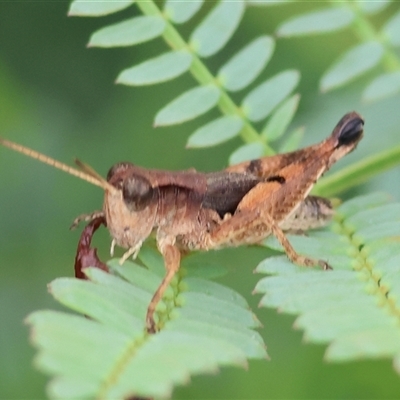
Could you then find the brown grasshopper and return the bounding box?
[0,111,364,332]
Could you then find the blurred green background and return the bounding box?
[1,1,400,399]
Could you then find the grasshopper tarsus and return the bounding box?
[146,321,157,335]
[319,260,333,271]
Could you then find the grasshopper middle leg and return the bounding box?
[146,244,181,333]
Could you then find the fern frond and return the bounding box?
[68,0,306,157]
[27,256,267,399]
[274,1,400,102]
[256,193,400,374]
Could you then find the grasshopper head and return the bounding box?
[104,162,157,252]
[107,162,154,212]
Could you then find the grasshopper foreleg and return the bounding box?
[70,210,105,230]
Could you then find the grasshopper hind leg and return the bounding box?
[265,212,332,270]
[210,209,332,270]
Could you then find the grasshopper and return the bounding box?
[0,111,364,332]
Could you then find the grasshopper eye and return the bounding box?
[338,115,364,146]
[122,174,154,211]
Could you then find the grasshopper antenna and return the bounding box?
[75,158,107,184]
[0,137,116,193]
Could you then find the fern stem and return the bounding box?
[313,145,400,197]
[135,0,273,151]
